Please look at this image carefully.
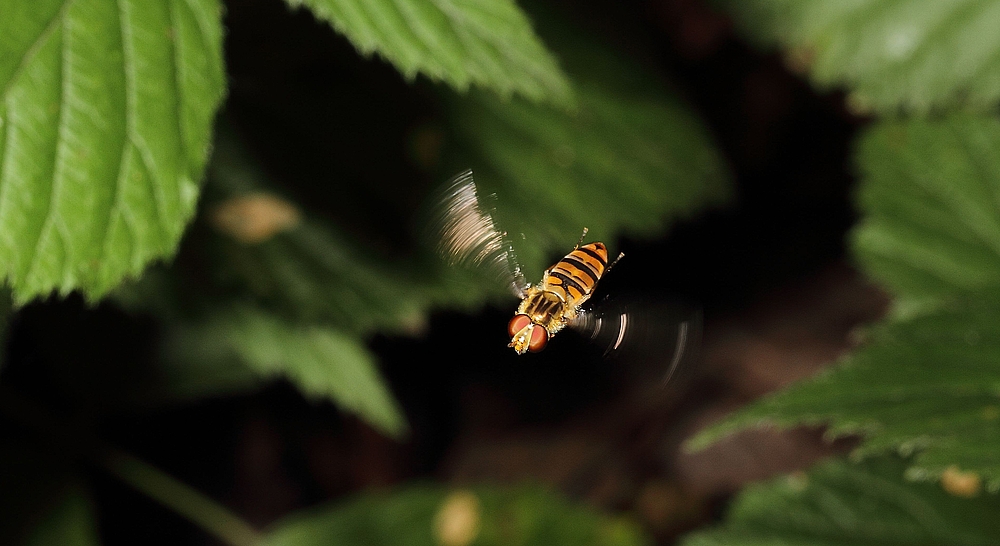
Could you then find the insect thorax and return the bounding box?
[517,286,573,335]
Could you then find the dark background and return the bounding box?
[1,0,888,544]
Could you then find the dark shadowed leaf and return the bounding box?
[686,302,1000,488]
[0,441,86,546]
[169,304,406,437]
[716,0,1000,113]
[24,487,101,546]
[113,128,483,431]
[688,114,1000,486]
[681,457,1000,546]
[853,114,1000,302]
[446,8,730,274]
[264,484,649,546]
[199,127,491,336]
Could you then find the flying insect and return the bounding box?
[431,169,696,384]
[507,232,618,354]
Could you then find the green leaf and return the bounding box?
[24,487,101,546]
[286,0,574,107]
[688,114,1000,485]
[199,126,488,336]
[0,0,225,303]
[208,218,445,335]
[716,0,1000,113]
[148,329,264,404]
[169,304,407,437]
[264,484,649,546]
[447,10,730,274]
[852,114,1000,302]
[686,303,1000,487]
[681,456,1000,546]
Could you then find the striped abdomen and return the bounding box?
[543,242,608,306]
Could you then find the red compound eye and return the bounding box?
[528,325,548,352]
[508,314,531,336]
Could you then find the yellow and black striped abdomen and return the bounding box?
[544,242,608,305]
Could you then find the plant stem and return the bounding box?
[98,447,264,546]
[0,386,264,546]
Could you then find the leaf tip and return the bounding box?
[682,419,754,453]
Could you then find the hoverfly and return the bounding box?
[432,169,696,383]
[506,232,618,354]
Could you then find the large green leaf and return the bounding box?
[264,484,649,546]
[716,0,1000,113]
[286,0,573,107]
[169,304,406,437]
[681,456,1000,546]
[853,114,1000,302]
[0,0,225,303]
[447,9,730,274]
[688,114,1000,486]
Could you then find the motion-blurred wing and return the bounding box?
[571,298,701,389]
[430,169,527,297]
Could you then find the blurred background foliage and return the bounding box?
[264,485,648,546]
[2,0,1000,544]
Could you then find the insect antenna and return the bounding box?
[574,227,589,249]
[605,251,625,274]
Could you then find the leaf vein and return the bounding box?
[23,6,73,289]
[168,0,188,176]
[431,0,500,83]
[0,0,72,101]
[117,0,167,245]
[342,0,395,58]
[391,0,450,73]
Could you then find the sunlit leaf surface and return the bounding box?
[287,0,573,107]
[716,0,1000,113]
[681,457,1000,546]
[265,484,649,546]
[0,0,225,302]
